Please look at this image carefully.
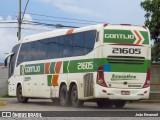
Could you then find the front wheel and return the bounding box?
[113,100,126,108]
[16,85,28,103]
[71,85,83,107]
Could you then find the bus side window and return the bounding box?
[72,32,84,56]
[61,35,73,57]
[9,44,19,76]
[45,37,61,59]
[84,30,96,55]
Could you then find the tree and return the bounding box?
[141,0,160,62]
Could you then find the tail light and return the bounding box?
[104,24,108,27]
[96,66,107,87]
[142,26,147,29]
[142,68,150,88]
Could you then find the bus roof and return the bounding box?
[20,24,149,44]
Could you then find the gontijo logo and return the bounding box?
[20,63,44,75]
[104,30,145,45]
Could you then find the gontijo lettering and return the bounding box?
[25,66,40,73]
[105,34,134,39]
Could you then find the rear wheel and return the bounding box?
[71,85,83,107]
[59,85,69,106]
[113,100,126,108]
[16,85,28,103]
[97,99,113,108]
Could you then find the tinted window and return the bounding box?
[84,30,96,54]
[17,43,28,65]
[60,35,73,57]
[47,37,60,59]
[17,30,97,66]
[72,32,84,56]
[36,41,47,60]
[9,44,20,76]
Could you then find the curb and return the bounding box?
[0,101,7,106]
[133,100,160,103]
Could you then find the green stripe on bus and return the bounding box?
[50,62,55,74]
[20,59,150,75]
[47,75,52,86]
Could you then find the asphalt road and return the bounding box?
[0,98,160,119]
[0,98,160,111]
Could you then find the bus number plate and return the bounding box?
[121,90,130,95]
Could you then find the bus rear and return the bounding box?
[95,24,151,101]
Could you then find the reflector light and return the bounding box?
[96,66,107,87]
[104,24,108,27]
[142,68,150,88]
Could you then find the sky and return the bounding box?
[0,0,146,62]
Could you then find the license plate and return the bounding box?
[121,90,130,95]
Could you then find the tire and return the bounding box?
[16,85,28,103]
[113,100,126,108]
[59,85,69,106]
[97,99,113,108]
[71,85,83,107]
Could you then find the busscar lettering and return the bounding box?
[105,34,134,39]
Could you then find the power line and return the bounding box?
[0,22,17,24]
[29,18,94,25]
[26,12,105,24]
[22,0,30,21]
[0,26,53,31]
[0,20,78,29]
[24,20,79,28]
[0,10,105,24]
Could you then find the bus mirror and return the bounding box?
[4,52,14,67]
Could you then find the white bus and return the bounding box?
[5,24,151,108]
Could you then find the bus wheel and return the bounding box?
[71,85,83,107]
[16,85,28,103]
[97,100,113,108]
[113,100,126,108]
[59,85,69,106]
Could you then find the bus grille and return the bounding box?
[107,56,145,64]
[83,73,93,97]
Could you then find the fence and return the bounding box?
[0,67,8,97]
[150,64,160,99]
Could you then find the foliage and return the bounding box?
[141,0,160,62]
[141,0,160,42]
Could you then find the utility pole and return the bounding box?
[18,0,21,41]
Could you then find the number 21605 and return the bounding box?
[112,48,141,54]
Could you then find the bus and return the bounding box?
[5,24,151,108]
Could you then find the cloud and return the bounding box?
[0,14,52,62]
[40,0,103,17]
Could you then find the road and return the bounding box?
[0,98,160,111]
[0,98,160,119]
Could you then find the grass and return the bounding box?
[1,94,15,98]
